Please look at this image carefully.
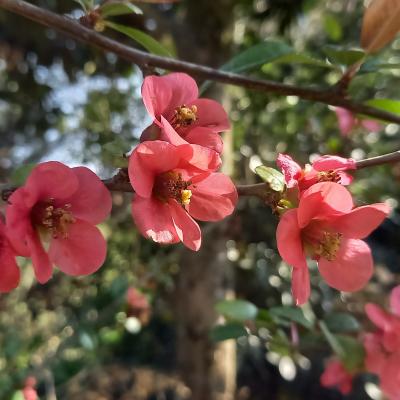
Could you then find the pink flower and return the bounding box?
[127,287,149,311]
[320,359,353,395]
[364,285,400,399]
[129,140,237,251]
[276,182,389,305]
[6,161,112,284]
[277,153,356,191]
[141,73,230,153]
[22,377,38,400]
[335,107,382,137]
[0,217,20,292]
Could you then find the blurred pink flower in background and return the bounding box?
[364,285,400,400]
[22,377,38,400]
[320,359,353,395]
[334,107,381,136]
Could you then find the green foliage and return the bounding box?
[210,323,248,342]
[323,46,365,66]
[323,312,360,333]
[269,307,314,329]
[254,166,285,192]
[105,21,172,57]
[215,299,258,322]
[10,164,36,186]
[323,14,343,41]
[99,2,143,18]
[365,98,400,116]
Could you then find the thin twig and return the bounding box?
[1,0,400,123]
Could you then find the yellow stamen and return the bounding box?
[317,170,341,183]
[181,189,192,206]
[172,105,198,128]
[314,231,342,261]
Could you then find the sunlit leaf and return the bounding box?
[365,98,400,115]
[267,53,333,69]
[269,306,314,329]
[323,313,360,333]
[323,14,342,41]
[99,2,143,18]
[11,392,24,400]
[254,166,285,192]
[361,0,400,53]
[323,46,365,66]
[210,323,248,342]
[215,299,258,321]
[105,21,172,57]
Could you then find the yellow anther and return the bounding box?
[173,105,198,128]
[181,189,192,206]
[314,231,342,261]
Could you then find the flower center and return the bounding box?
[313,231,342,261]
[317,170,341,184]
[171,105,198,129]
[32,200,76,239]
[153,172,192,206]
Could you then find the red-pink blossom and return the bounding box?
[364,286,400,400]
[6,161,112,284]
[0,217,20,292]
[140,73,229,153]
[320,359,353,395]
[276,182,389,305]
[22,377,38,400]
[335,107,382,137]
[127,287,149,311]
[129,141,237,251]
[277,153,356,191]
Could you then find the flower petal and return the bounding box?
[318,238,373,292]
[48,219,107,276]
[25,161,79,201]
[27,232,53,284]
[159,116,188,146]
[361,119,382,133]
[330,203,390,239]
[168,200,201,251]
[162,72,198,110]
[187,173,237,221]
[190,98,230,132]
[131,195,179,244]
[390,285,400,317]
[365,303,392,330]
[128,141,180,197]
[184,127,224,154]
[276,153,302,188]
[141,75,173,119]
[292,265,310,306]
[276,209,306,268]
[64,167,112,224]
[298,182,353,228]
[312,155,356,171]
[178,143,222,172]
[0,225,20,292]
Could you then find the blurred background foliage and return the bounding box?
[0,0,400,399]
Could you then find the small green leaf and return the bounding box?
[324,46,365,66]
[365,98,400,116]
[99,2,143,18]
[323,313,360,333]
[269,330,291,356]
[254,166,285,192]
[270,306,314,329]
[73,0,89,11]
[11,163,36,186]
[105,21,172,57]
[323,14,343,41]
[337,335,365,372]
[319,320,344,358]
[210,323,248,342]
[221,40,294,73]
[215,299,258,322]
[11,391,24,400]
[360,58,400,73]
[270,53,333,69]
